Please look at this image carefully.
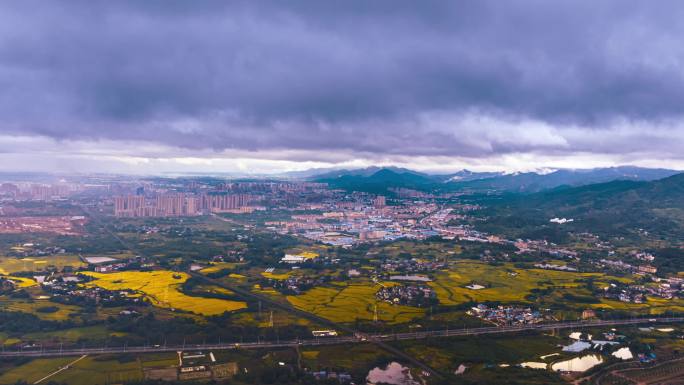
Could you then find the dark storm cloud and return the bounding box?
[1,0,684,160]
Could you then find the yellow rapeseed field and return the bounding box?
[2,275,37,288]
[0,298,79,320]
[287,280,424,324]
[81,270,246,316]
[261,271,292,280]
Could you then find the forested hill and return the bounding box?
[314,168,435,193]
[313,166,680,194]
[474,173,684,244]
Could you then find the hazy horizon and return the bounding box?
[2,1,684,173]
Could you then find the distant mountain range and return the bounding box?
[308,166,681,194]
[449,166,680,193]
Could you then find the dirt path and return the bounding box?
[33,354,87,384]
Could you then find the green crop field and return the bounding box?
[23,325,127,343]
[0,355,144,385]
[0,357,78,384]
[431,261,605,305]
[0,254,85,274]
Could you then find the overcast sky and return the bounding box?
[1,1,683,174]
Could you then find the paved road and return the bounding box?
[3,317,682,358]
[189,271,446,378]
[80,207,444,377]
[73,207,684,379]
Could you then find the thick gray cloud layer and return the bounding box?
[1,1,683,165]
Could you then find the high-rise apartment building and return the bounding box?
[114,195,146,217]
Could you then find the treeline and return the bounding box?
[105,312,312,346]
[0,311,79,334]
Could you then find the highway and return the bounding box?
[80,208,445,376]
[73,208,684,379]
[3,317,683,358]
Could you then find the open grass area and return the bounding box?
[0,356,78,384]
[139,352,178,368]
[82,270,247,316]
[300,343,390,378]
[287,280,424,324]
[0,355,144,385]
[0,254,85,274]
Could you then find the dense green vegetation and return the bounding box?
[472,173,684,246]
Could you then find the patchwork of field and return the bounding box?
[0,254,85,274]
[286,280,424,324]
[426,261,684,314]
[0,297,81,320]
[82,270,247,316]
[590,296,684,314]
[429,261,605,305]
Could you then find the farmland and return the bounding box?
[199,262,242,274]
[0,355,143,385]
[261,270,292,280]
[0,175,681,385]
[430,261,605,305]
[81,270,247,316]
[1,275,36,288]
[286,280,424,324]
[23,325,127,343]
[0,254,85,274]
[0,297,80,321]
[590,296,684,314]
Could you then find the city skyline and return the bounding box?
[1,1,684,174]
